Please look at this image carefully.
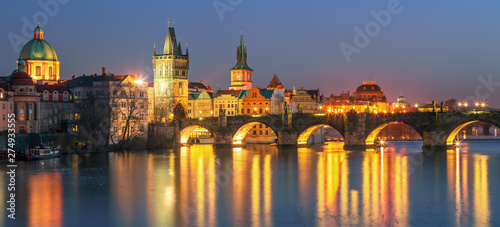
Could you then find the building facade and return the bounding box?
[213,90,241,117]
[63,73,148,144]
[187,90,213,118]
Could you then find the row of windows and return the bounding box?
[215,104,236,108]
[242,102,268,105]
[112,114,147,121]
[252,130,269,135]
[214,100,237,103]
[241,108,269,114]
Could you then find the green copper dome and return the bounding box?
[19,26,58,61]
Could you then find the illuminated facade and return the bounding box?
[0,61,75,134]
[187,90,214,118]
[290,88,322,113]
[64,73,148,143]
[18,24,60,84]
[213,90,241,116]
[229,31,253,90]
[153,22,189,122]
[325,81,389,114]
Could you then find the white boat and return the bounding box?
[24,144,61,161]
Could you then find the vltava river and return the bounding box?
[2,141,499,226]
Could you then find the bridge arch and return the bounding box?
[365,121,422,146]
[297,124,344,146]
[232,122,278,145]
[179,125,212,144]
[446,120,500,146]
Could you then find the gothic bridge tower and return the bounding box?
[153,20,189,122]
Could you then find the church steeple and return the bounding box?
[231,30,252,70]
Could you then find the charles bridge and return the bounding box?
[148,111,500,150]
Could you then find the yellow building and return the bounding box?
[18,23,60,83]
[214,90,241,116]
[187,90,213,118]
[291,88,322,114]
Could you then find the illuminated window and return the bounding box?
[36,66,41,77]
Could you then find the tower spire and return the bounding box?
[231,28,252,70]
[154,42,156,55]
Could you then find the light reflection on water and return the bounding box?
[1,141,499,226]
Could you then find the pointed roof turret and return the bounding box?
[231,29,252,70]
[163,26,178,55]
[267,74,284,90]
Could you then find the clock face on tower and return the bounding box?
[236,74,242,81]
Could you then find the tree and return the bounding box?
[108,82,148,150]
[76,87,111,150]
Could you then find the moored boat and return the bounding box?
[23,144,61,161]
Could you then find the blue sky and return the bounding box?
[1,0,500,107]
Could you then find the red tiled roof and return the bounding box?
[36,84,71,93]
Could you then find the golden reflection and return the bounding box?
[232,146,275,227]
[361,148,409,225]
[251,155,260,227]
[28,173,63,227]
[316,149,344,226]
[474,155,490,225]
[146,153,176,227]
[446,149,490,226]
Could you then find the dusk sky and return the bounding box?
[2,0,500,107]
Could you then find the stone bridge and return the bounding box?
[172,111,500,150]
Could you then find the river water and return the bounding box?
[1,141,499,227]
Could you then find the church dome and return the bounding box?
[19,25,58,61]
[355,84,382,93]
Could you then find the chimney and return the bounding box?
[102,67,106,76]
[93,74,97,78]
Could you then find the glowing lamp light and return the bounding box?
[134,79,144,85]
[464,103,468,107]
[475,102,479,107]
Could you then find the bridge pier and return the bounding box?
[278,127,298,148]
[213,127,233,148]
[343,112,367,150]
[422,125,448,151]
